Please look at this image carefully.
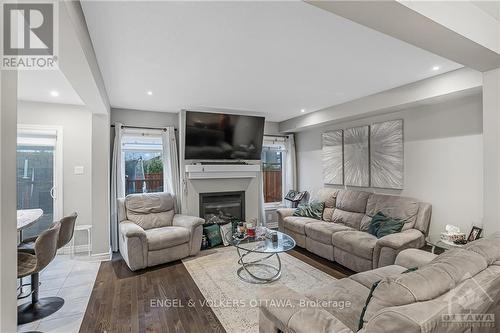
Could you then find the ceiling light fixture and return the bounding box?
[147,91,153,96]
[432,66,440,71]
[50,91,59,97]
[300,109,305,113]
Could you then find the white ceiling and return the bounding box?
[472,1,500,20]
[81,1,462,122]
[18,70,84,106]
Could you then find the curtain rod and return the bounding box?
[110,124,177,132]
[264,134,289,138]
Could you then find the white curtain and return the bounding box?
[285,134,297,206]
[259,170,266,227]
[162,127,181,212]
[110,122,125,252]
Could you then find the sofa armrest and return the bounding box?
[395,248,437,269]
[373,229,425,269]
[119,220,146,239]
[119,221,147,271]
[173,214,205,256]
[173,214,204,230]
[277,208,295,232]
[376,229,424,250]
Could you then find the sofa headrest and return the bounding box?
[376,249,487,305]
[365,194,419,229]
[336,190,370,213]
[125,192,175,214]
[464,232,500,265]
[309,188,338,207]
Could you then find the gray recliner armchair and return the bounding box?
[117,192,204,271]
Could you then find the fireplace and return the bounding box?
[199,191,245,223]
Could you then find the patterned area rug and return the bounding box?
[182,246,337,333]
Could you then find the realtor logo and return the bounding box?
[1,1,58,69]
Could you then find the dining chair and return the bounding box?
[17,222,64,324]
[18,213,78,254]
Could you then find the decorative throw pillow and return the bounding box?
[203,224,222,248]
[377,218,405,238]
[367,212,386,236]
[293,201,325,220]
[368,211,405,238]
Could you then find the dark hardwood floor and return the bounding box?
[80,248,354,333]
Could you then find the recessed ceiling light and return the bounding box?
[147,91,153,96]
[432,66,440,71]
[50,91,59,97]
[300,109,305,113]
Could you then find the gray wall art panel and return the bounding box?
[344,126,370,187]
[370,119,404,189]
[322,130,343,185]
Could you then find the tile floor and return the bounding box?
[17,253,102,333]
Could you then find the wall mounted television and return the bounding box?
[184,111,265,160]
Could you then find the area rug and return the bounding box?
[182,246,337,333]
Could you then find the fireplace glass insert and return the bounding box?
[199,191,245,224]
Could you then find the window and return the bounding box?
[17,126,63,239]
[122,134,164,195]
[262,136,286,205]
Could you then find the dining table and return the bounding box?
[17,208,43,242]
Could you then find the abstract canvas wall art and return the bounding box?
[370,119,404,189]
[322,130,343,185]
[344,126,370,187]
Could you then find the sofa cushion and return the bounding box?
[145,226,190,251]
[335,190,370,213]
[126,192,175,230]
[283,216,318,235]
[305,222,353,244]
[331,209,365,230]
[365,194,418,230]
[311,188,338,221]
[305,278,369,332]
[332,231,378,260]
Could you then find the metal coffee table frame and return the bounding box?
[236,247,282,284]
[227,230,295,284]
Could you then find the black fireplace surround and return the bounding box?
[199,191,245,223]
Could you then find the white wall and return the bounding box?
[1,70,18,333]
[17,101,93,230]
[482,68,500,235]
[295,94,483,236]
[111,108,179,128]
[91,113,110,255]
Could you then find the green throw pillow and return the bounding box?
[293,201,325,220]
[203,224,222,248]
[377,218,405,238]
[358,267,418,330]
[368,211,405,238]
[367,212,386,236]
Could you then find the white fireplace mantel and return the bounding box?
[185,164,261,179]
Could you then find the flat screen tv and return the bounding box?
[184,111,265,160]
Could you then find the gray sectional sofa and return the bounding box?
[277,189,432,272]
[259,233,500,333]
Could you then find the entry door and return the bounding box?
[17,126,62,239]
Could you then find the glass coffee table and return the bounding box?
[226,230,296,284]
